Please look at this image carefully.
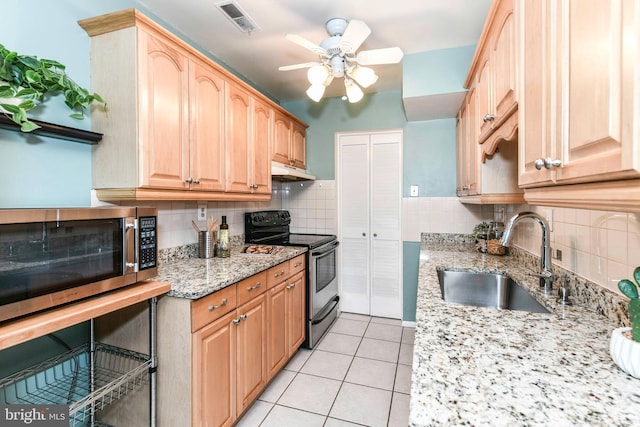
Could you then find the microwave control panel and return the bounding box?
[139,216,157,270]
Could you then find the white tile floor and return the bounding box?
[236,312,415,427]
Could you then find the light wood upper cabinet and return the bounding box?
[465,0,518,159]
[80,9,306,202]
[272,110,307,170]
[225,83,272,194]
[518,0,640,211]
[189,57,226,191]
[291,121,307,170]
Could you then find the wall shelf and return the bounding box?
[0,115,103,145]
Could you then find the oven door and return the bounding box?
[308,240,339,319]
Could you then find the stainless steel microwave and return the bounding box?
[0,206,157,322]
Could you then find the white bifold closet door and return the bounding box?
[338,131,402,318]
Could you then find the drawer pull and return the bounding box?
[274,270,286,278]
[293,262,303,268]
[208,298,228,311]
[247,282,262,291]
[240,314,247,320]
[286,283,296,290]
[233,318,241,325]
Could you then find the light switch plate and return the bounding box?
[410,185,419,197]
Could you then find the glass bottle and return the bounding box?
[218,215,230,258]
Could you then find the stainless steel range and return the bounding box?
[244,210,339,348]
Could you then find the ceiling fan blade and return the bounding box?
[338,19,371,54]
[285,34,327,56]
[356,47,404,65]
[278,62,321,71]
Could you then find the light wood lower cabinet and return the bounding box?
[158,256,305,427]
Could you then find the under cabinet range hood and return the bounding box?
[271,161,316,181]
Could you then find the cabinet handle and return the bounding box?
[240,314,247,320]
[534,157,562,170]
[293,262,303,268]
[193,178,200,184]
[233,318,241,325]
[274,270,285,278]
[286,283,296,290]
[249,184,258,189]
[185,177,193,184]
[208,298,227,311]
[247,282,262,291]
[483,114,495,123]
[462,186,469,190]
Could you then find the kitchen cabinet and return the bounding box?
[273,110,307,170]
[226,83,272,195]
[79,9,305,202]
[267,258,306,379]
[338,131,402,318]
[156,258,305,427]
[466,0,518,158]
[518,0,640,211]
[456,0,523,204]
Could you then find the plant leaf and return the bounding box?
[20,120,40,132]
[0,103,20,114]
[619,279,639,299]
[0,86,15,97]
[17,100,36,110]
[634,266,640,287]
[69,112,84,120]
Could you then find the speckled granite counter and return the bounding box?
[410,242,639,426]
[155,246,307,299]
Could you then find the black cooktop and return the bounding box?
[244,210,336,249]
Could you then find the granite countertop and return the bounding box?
[410,243,639,426]
[155,245,307,299]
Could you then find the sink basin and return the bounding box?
[437,269,550,314]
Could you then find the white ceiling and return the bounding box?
[136,0,492,102]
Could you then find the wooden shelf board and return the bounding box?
[0,280,170,351]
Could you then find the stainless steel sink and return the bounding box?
[437,269,550,314]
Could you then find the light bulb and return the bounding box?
[351,66,378,88]
[306,84,325,102]
[344,80,364,103]
[307,65,329,85]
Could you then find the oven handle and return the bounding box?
[311,241,340,257]
[311,295,340,325]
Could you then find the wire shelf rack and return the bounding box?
[0,342,151,426]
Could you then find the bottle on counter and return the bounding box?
[218,215,230,258]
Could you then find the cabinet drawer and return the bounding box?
[289,254,306,276]
[191,284,237,332]
[237,271,267,306]
[266,262,290,289]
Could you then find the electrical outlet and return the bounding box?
[410,185,419,197]
[197,205,207,221]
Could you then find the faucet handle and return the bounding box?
[529,270,556,290]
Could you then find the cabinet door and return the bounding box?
[266,282,287,379]
[456,109,466,196]
[476,55,493,140]
[189,58,226,191]
[251,97,272,194]
[286,272,306,355]
[466,87,479,195]
[492,0,516,124]
[138,30,189,189]
[226,83,252,192]
[192,310,236,427]
[291,121,307,170]
[370,134,402,318]
[236,293,267,414]
[518,0,556,187]
[338,134,371,315]
[272,111,291,165]
[554,0,640,184]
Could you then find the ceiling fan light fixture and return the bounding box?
[344,79,364,103]
[350,66,378,88]
[307,64,330,85]
[306,84,326,102]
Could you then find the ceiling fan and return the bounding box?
[279,18,404,103]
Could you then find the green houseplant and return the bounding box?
[610,267,640,378]
[0,43,105,132]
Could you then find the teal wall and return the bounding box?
[403,46,476,97]
[403,242,421,322]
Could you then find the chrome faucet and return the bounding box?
[501,211,556,291]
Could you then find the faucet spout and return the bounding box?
[501,211,555,291]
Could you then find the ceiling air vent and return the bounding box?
[215,1,260,34]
